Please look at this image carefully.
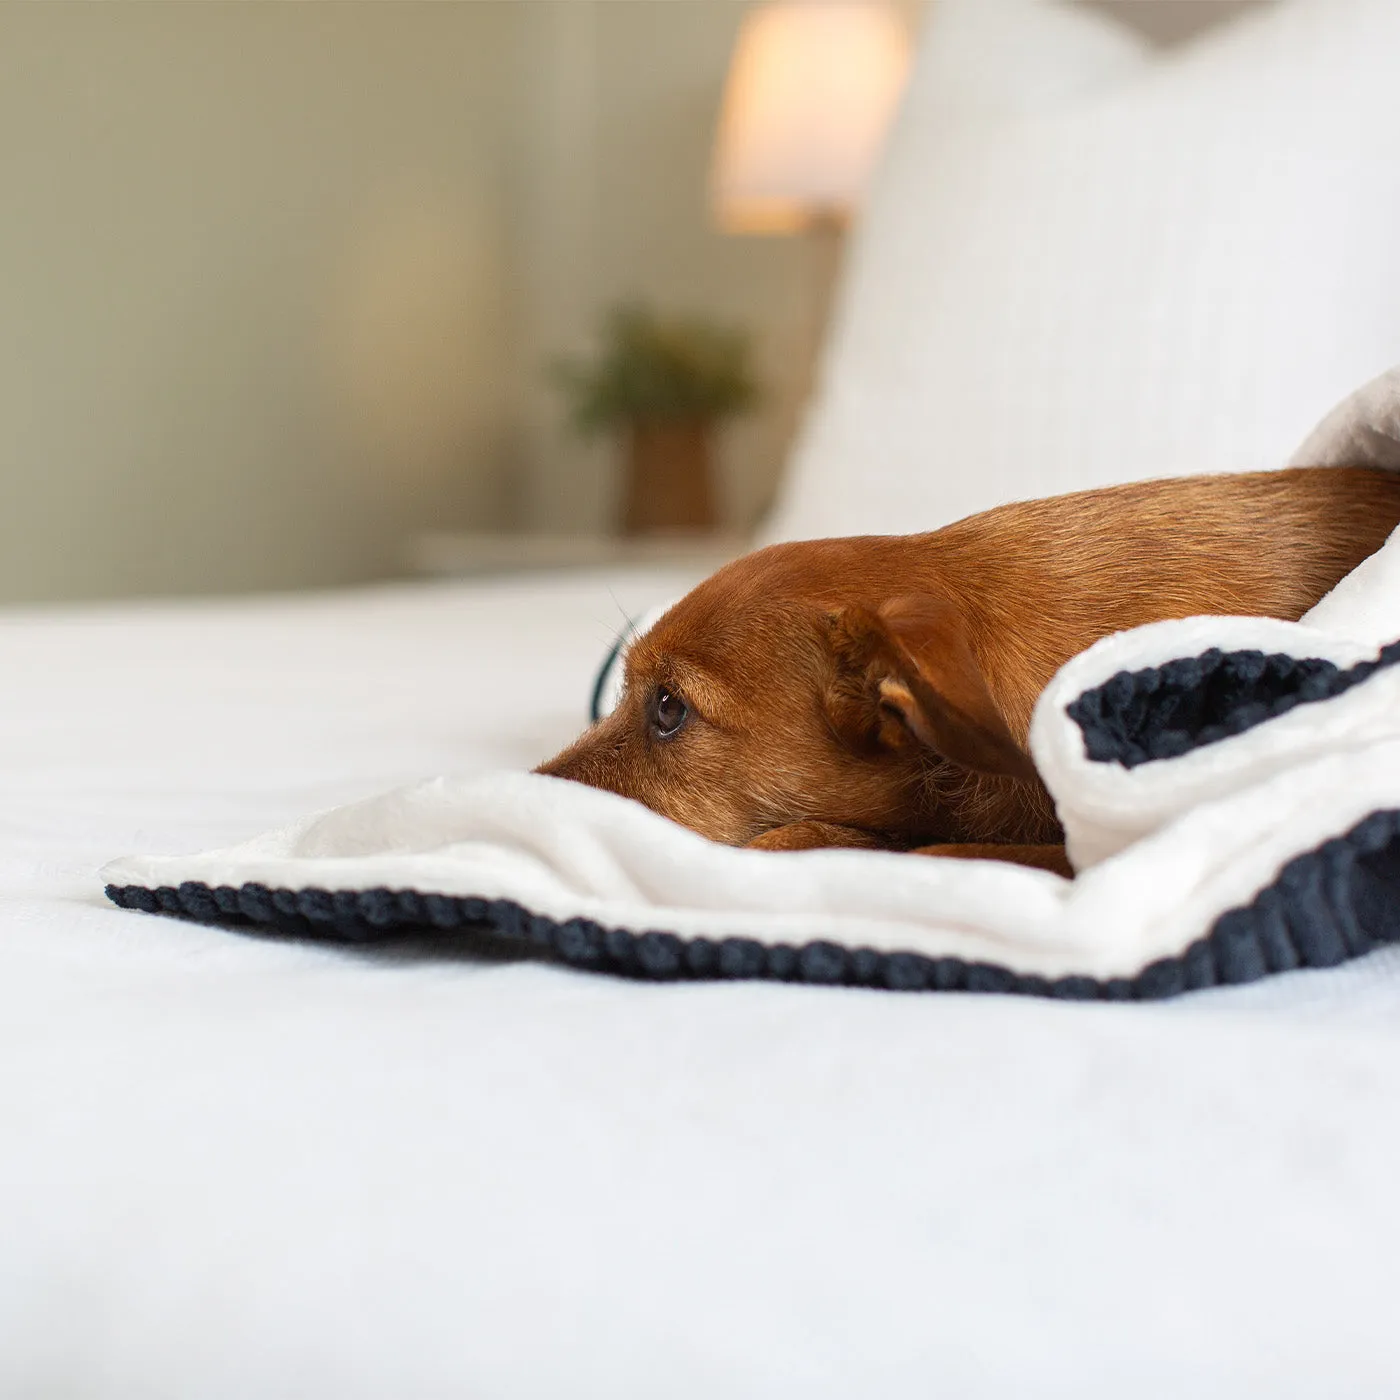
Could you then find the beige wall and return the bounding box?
[0,0,1267,604]
[0,2,516,603]
[0,0,802,605]
[0,0,860,603]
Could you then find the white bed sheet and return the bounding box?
[3,570,1400,1398]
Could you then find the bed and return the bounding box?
[7,568,1400,1398]
[9,0,1400,1394]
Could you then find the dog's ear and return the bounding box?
[825,596,1036,781]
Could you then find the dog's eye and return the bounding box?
[652,686,689,739]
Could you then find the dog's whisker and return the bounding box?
[604,587,642,648]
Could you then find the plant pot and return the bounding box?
[622,418,717,535]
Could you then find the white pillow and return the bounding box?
[766,0,1400,543]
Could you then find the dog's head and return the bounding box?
[536,541,1046,847]
[540,467,1400,848]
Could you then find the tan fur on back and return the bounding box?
[936,469,1400,738]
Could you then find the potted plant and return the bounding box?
[552,305,759,534]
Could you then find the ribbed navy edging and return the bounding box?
[1068,639,1400,769]
[104,809,1400,999]
[589,632,627,724]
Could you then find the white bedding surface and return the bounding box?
[5,572,1400,1398]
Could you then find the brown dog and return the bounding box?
[538,468,1400,875]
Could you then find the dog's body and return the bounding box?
[539,469,1400,873]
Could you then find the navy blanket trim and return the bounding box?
[1068,639,1400,769]
[589,632,626,724]
[104,809,1400,999]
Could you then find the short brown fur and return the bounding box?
[538,469,1400,874]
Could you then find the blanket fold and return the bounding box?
[103,368,1400,997]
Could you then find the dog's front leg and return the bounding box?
[911,843,1072,877]
[745,821,886,853]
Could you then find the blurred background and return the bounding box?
[0,1,1266,604]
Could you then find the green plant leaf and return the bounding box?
[549,303,761,436]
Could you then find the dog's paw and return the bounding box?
[746,821,886,853]
[910,842,1072,876]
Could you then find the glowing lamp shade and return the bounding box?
[711,1,911,235]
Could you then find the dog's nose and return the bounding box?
[533,749,578,780]
[534,741,617,791]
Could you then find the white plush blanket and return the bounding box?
[104,370,1400,999]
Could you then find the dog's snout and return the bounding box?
[535,748,589,783]
[535,730,628,795]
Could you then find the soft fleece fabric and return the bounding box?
[105,369,1400,995]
